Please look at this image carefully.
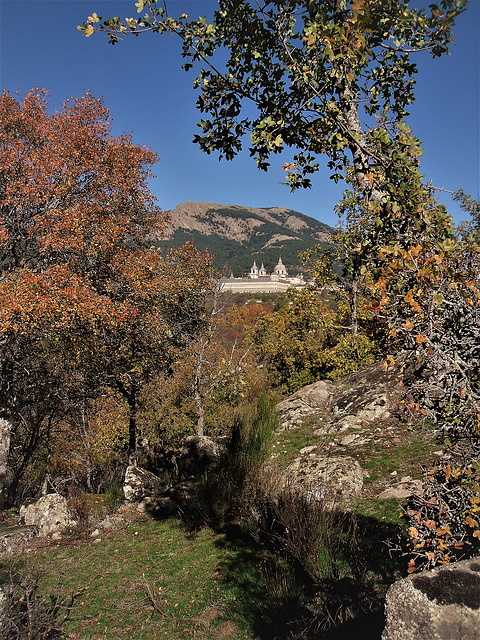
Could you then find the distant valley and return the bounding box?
[157,201,334,276]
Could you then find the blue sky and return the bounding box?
[1,0,478,227]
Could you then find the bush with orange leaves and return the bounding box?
[402,455,480,573]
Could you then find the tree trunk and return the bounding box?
[128,397,137,467]
[194,375,205,437]
[351,278,359,360]
[0,418,12,510]
[117,381,138,467]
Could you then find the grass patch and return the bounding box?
[360,438,437,484]
[269,414,333,470]
[355,497,404,527]
[22,514,263,639]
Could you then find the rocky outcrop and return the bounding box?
[382,558,480,640]
[273,362,416,502]
[281,455,363,507]
[179,435,226,476]
[123,466,164,502]
[276,362,404,434]
[19,494,76,537]
[276,380,336,431]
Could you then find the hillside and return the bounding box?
[157,201,334,275]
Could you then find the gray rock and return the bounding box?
[382,558,480,640]
[281,455,363,507]
[19,494,76,537]
[0,525,37,557]
[276,380,335,431]
[378,477,423,500]
[123,466,163,502]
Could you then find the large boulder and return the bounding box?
[178,435,226,476]
[330,363,404,431]
[276,380,336,431]
[276,362,404,434]
[123,466,164,502]
[281,454,363,507]
[19,494,76,537]
[382,557,480,640]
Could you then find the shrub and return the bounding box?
[103,482,125,512]
[403,456,480,573]
[0,562,84,639]
[254,480,381,635]
[188,391,278,528]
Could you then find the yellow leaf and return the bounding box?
[404,289,414,303]
[409,526,419,538]
[303,33,316,46]
[85,24,94,37]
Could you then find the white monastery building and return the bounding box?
[219,257,306,293]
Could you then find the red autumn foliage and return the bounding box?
[0,88,214,474]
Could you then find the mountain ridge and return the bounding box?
[157,201,334,276]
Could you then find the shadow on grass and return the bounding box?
[216,512,404,640]
[148,488,406,640]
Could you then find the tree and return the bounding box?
[0,89,213,486]
[80,0,466,196]
[80,1,479,443]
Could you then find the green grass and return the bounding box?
[355,497,404,527]
[360,438,437,484]
[26,514,263,640]
[269,414,332,470]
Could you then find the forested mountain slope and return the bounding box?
[157,201,333,275]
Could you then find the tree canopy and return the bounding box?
[80,0,467,195]
[0,88,213,476]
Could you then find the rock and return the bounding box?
[276,362,404,435]
[299,445,317,455]
[333,387,393,430]
[179,435,226,476]
[123,466,163,502]
[0,525,37,557]
[281,454,363,507]
[382,558,480,640]
[98,515,112,529]
[331,362,404,430]
[19,494,76,537]
[276,380,336,431]
[90,528,100,537]
[378,477,423,500]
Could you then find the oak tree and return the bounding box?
[0,89,213,483]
